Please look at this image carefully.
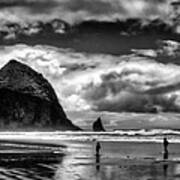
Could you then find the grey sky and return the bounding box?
[0,0,170,24]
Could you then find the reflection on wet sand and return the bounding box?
[1,155,180,180]
[163,149,169,178]
[1,141,180,180]
[53,141,180,180]
[96,154,100,171]
[0,161,60,179]
[163,163,168,177]
[0,154,63,180]
[0,141,65,180]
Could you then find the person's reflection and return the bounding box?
[163,164,168,177]
[95,142,101,171]
[96,154,100,171]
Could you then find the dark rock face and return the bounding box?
[0,60,80,130]
[92,117,105,132]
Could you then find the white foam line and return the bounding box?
[0,131,179,144]
[0,135,179,144]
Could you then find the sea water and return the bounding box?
[1,129,180,143]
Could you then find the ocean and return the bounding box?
[1,130,180,143]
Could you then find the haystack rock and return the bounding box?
[92,117,105,132]
[0,60,80,130]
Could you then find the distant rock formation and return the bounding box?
[0,60,80,130]
[92,117,105,132]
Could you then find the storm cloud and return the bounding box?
[0,0,171,25]
[0,0,58,10]
[83,70,180,113]
[0,43,180,113]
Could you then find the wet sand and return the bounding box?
[57,140,180,180]
[0,139,179,179]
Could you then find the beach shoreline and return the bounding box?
[0,132,179,179]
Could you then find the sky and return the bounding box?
[0,0,180,129]
[0,0,171,24]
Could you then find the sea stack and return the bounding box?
[0,60,80,130]
[92,117,105,132]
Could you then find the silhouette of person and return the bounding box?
[96,142,101,155]
[163,137,169,160]
[95,142,101,171]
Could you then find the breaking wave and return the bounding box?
[1,129,180,143]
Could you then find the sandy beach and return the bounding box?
[57,140,180,180]
[0,132,179,180]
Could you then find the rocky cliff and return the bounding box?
[0,60,80,130]
[92,117,105,132]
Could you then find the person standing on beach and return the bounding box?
[96,142,101,156]
[163,137,169,159]
[95,142,101,171]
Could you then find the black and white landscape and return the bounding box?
[0,0,180,180]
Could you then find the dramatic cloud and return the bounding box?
[0,0,58,10]
[82,60,180,113]
[0,18,178,56]
[0,0,171,25]
[0,19,68,41]
[0,44,180,114]
[133,40,180,64]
